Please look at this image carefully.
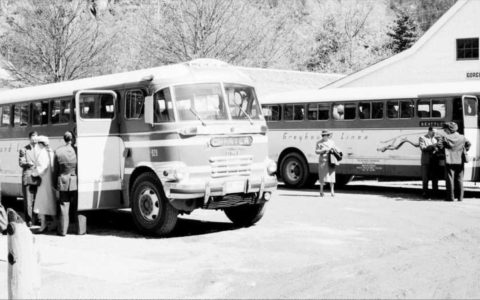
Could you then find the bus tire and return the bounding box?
[336,174,354,188]
[280,152,309,188]
[131,172,178,236]
[224,203,265,227]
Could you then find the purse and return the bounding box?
[26,175,42,186]
[462,147,470,163]
[331,148,343,161]
[329,152,340,167]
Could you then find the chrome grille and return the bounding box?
[210,155,253,178]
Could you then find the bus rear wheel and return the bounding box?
[280,152,309,188]
[131,172,178,236]
[224,204,265,227]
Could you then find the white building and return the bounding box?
[326,0,480,88]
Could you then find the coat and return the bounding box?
[54,144,78,191]
[18,144,38,185]
[443,132,471,165]
[32,147,56,215]
[419,134,438,165]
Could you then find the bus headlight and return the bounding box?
[266,158,277,175]
[173,168,188,181]
[162,164,189,182]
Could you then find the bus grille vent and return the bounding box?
[210,155,253,178]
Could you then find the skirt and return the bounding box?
[318,160,336,184]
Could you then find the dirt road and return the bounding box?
[1,181,480,299]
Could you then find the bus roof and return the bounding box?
[0,59,254,104]
[261,81,480,104]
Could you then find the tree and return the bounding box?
[138,0,291,67]
[0,0,114,85]
[387,9,418,53]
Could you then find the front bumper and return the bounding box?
[163,175,277,200]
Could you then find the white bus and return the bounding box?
[261,82,479,188]
[0,59,277,236]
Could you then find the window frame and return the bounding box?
[456,38,479,61]
[125,89,146,120]
[283,103,305,122]
[307,103,329,121]
[31,100,50,127]
[77,90,117,120]
[0,104,12,127]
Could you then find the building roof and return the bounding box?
[261,80,480,104]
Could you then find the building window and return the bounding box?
[457,38,479,60]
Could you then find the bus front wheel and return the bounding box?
[131,172,178,236]
[224,204,265,227]
[280,152,309,188]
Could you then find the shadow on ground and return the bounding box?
[278,181,480,202]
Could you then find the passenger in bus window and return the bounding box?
[438,122,471,202]
[315,130,341,197]
[19,131,39,227]
[332,104,344,120]
[419,127,439,199]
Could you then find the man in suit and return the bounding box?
[54,131,81,236]
[418,127,439,198]
[439,122,471,202]
[18,131,39,227]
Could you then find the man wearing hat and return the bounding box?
[54,131,82,235]
[439,122,471,201]
[418,127,439,198]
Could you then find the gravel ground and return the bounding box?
[1,180,480,299]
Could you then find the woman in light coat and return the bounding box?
[32,135,57,232]
[315,130,340,197]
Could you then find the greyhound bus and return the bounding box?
[261,82,479,188]
[0,59,277,236]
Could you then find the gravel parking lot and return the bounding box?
[1,180,480,299]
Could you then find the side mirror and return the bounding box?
[145,95,154,126]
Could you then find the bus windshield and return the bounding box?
[225,83,262,120]
[174,83,228,121]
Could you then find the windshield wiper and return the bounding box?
[190,107,206,126]
[238,106,253,125]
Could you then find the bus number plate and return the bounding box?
[225,181,245,193]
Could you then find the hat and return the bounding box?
[321,130,332,136]
[37,135,49,146]
[443,122,458,133]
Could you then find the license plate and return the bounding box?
[225,181,245,193]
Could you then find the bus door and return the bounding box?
[74,90,124,210]
[461,95,478,180]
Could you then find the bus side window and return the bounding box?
[51,98,72,124]
[400,100,414,118]
[79,93,115,119]
[332,104,344,120]
[417,99,430,118]
[263,105,281,121]
[293,104,304,121]
[284,104,293,121]
[359,102,371,119]
[432,100,446,118]
[387,101,399,119]
[372,102,384,119]
[154,88,174,122]
[32,101,49,126]
[125,90,145,119]
[0,105,11,127]
[13,103,29,127]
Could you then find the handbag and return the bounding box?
[462,147,470,163]
[329,152,340,167]
[331,148,343,161]
[26,175,42,186]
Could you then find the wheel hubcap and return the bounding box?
[285,160,300,182]
[139,187,160,222]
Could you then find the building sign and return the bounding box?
[466,72,480,79]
